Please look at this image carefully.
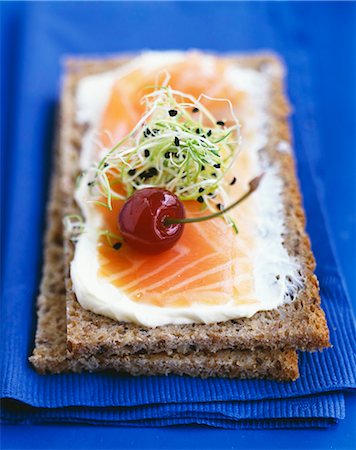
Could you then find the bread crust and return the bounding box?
[29,52,329,380]
[59,53,329,358]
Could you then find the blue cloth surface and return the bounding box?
[1,2,356,432]
[1,393,346,428]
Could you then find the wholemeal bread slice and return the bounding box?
[59,53,329,360]
[30,173,299,381]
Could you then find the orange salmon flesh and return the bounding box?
[95,55,259,308]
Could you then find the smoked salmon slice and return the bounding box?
[95,54,258,308]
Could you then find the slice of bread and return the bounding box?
[29,174,299,381]
[59,54,329,360]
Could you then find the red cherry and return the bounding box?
[118,175,263,254]
[118,188,185,254]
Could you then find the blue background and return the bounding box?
[1,1,355,449]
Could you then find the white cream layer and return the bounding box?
[71,51,302,327]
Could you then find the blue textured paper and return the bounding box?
[1,393,346,427]
[1,2,356,430]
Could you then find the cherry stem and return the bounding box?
[164,173,264,226]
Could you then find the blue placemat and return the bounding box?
[1,394,346,429]
[1,3,355,429]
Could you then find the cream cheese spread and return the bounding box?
[70,51,302,327]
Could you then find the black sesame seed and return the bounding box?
[216,203,224,211]
[230,177,237,185]
[198,187,204,193]
[174,136,180,146]
[276,274,280,280]
[113,242,122,250]
[214,163,221,169]
[152,128,159,135]
[149,167,158,176]
[164,151,171,158]
[143,128,151,138]
[197,196,204,203]
[192,107,199,113]
[207,130,212,137]
[87,181,95,187]
[212,173,217,177]
[216,120,225,126]
[169,109,178,117]
[196,128,200,134]
[144,149,150,157]
[103,162,109,168]
[201,165,205,171]
[128,169,136,176]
